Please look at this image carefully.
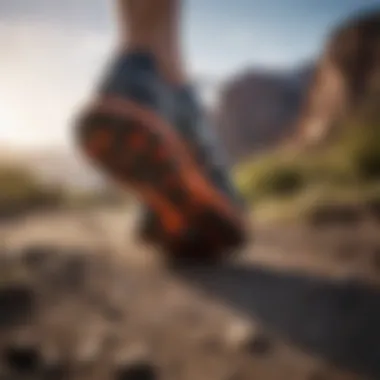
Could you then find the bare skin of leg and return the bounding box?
[116,0,187,85]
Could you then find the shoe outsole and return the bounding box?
[75,96,246,259]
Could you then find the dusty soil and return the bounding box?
[0,206,379,380]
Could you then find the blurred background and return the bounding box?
[0,1,380,380]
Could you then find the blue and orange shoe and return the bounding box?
[137,86,246,242]
[75,52,247,263]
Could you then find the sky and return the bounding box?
[0,0,378,149]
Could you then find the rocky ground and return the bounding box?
[0,206,379,380]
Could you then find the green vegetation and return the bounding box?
[234,120,380,222]
[0,165,64,214]
[0,164,126,217]
[62,187,128,209]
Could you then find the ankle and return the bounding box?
[155,53,187,86]
[160,65,187,86]
[115,42,187,86]
[119,37,156,56]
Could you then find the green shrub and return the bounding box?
[0,165,64,214]
[337,122,380,181]
[355,149,380,180]
[254,165,304,198]
[235,153,307,202]
[234,120,380,212]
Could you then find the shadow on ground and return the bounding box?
[175,263,380,379]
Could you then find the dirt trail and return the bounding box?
[0,208,378,380]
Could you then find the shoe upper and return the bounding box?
[172,87,244,207]
[99,52,245,229]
